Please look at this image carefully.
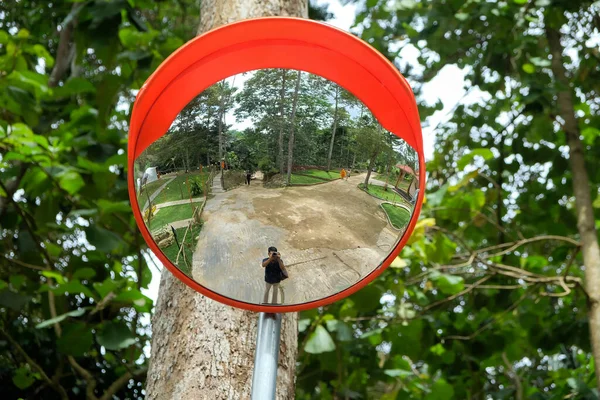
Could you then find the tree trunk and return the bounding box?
[546,25,600,389]
[364,154,376,188]
[496,137,505,245]
[286,71,302,184]
[147,1,307,399]
[278,69,287,173]
[217,83,226,166]
[326,85,339,171]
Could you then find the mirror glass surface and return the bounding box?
[134,69,420,306]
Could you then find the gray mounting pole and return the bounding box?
[251,312,282,400]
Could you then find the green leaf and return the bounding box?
[62,77,96,95]
[384,369,412,378]
[455,13,469,21]
[30,44,55,68]
[304,325,336,354]
[0,289,31,311]
[16,29,30,39]
[521,255,548,271]
[85,225,123,253]
[41,271,66,284]
[333,321,353,341]
[7,71,50,98]
[96,320,136,350]
[0,280,7,291]
[57,322,93,356]
[0,30,9,44]
[582,127,600,145]
[425,378,455,400]
[457,148,494,170]
[593,195,600,209]
[390,257,408,268]
[426,183,448,207]
[513,0,528,3]
[72,267,97,280]
[36,308,86,329]
[9,274,26,290]
[41,270,66,284]
[114,289,153,312]
[53,279,96,299]
[77,156,106,173]
[522,63,535,73]
[58,170,85,195]
[432,273,464,295]
[360,328,383,345]
[93,278,119,298]
[298,318,311,333]
[431,233,458,264]
[13,366,36,389]
[530,56,551,67]
[97,199,131,214]
[348,284,382,313]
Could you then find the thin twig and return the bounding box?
[0,329,69,400]
[421,275,493,313]
[444,288,533,341]
[2,255,46,270]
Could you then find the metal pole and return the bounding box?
[251,312,282,400]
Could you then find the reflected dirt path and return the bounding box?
[191,173,404,305]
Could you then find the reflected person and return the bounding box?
[262,246,288,304]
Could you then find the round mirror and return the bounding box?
[133,69,421,307]
[128,17,425,312]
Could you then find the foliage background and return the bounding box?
[0,0,599,399]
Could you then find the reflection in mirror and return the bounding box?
[134,69,420,306]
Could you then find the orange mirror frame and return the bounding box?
[128,17,426,313]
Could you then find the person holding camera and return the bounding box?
[261,246,288,304]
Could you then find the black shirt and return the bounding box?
[263,258,283,284]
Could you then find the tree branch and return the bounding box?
[68,356,99,400]
[421,275,493,313]
[502,352,523,400]
[444,288,533,341]
[0,329,69,400]
[99,367,147,400]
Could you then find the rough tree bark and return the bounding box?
[364,155,376,188]
[217,82,226,165]
[278,69,287,174]
[286,71,302,184]
[546,25,600,389]
[326,85,339,171]
[146,2,307,399]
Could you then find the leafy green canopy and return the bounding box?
[0,0,200,398]
[295,0,600,399]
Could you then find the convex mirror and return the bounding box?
[128,17,425,312]
[133,69,421,307]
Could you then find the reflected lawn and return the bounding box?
[148,203,196,231]
[381,203,411,230]
[142,172,208,205]
[160,223,203,276]
[359,182,411,206]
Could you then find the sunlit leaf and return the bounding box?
[58,170,85,195]
[304,325,336,354]
[522,63,535,73]
[36,308,86,329]
[97,320,136,350]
